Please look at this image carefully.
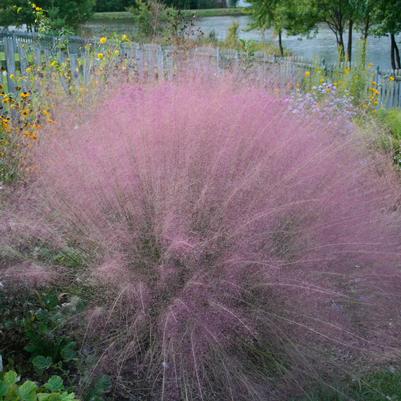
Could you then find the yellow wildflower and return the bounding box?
[99,37,108,44]
[371,81,378,86]
[389,75,395,81]
[21,91,31,99]
[97,53,104,60]
[1,117,11,129]
[304,71,311,78]
[121,34,129,42]
[26,66,33,74]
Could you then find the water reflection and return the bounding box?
[79,15,401,70]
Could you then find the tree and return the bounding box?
[94,0,134,12]
[0,0,35,29]
[352,0,377,66]
[374,0,401,70]
[44,0,96,30]
[312,0,354,63]
[0,0,96,31]
[248,0,316,57]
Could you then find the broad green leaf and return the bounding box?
[45,376,64,392]
[32,355,53,372]
[38,393,63,401]
[60,342,77,362]
[0,382,9,397]
[4,371,19,385]
[37,394,51,401]
[59,392,78,401]
[18,380,38,401]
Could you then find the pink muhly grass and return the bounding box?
[16,76,401,399]
[1,262,55,289]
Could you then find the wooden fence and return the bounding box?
[1,30,401,108]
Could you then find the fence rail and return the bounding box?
[1,30,401,108]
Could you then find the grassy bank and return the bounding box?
[181,7,248,17]
[91,7,248,22]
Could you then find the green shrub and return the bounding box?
[377,108,401,167]
[0,291,81,380]
[378,108,401,140]
[129,0,184,40]
[0,371,79,401]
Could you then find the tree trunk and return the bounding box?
[361,17,369,67]
[394,36,401,70]
[347,19,353,65]
[278,30,284,57]
[327,20,346,64]
[337,32,345,63]
[391,34,397,70]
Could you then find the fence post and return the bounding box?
[69,53,79,86]
[136,44,144,80]
[376,66,383,107]
[321,58,327,75]
[4,34,17,94]
[18,44,28,74]
[216,48,220,74]
[157,45,164,80]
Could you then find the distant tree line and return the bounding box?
[94,0,134,12]
[249,0,401,69]
[0,0,226,30]
[94,0,223,11]
[0,0,95,30]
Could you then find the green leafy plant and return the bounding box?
[22,293,80,376]
[0,291,81,380]
[0,371,79,401]
[84,376,112,401]
[377,108,401,168]
[129,0,181,40]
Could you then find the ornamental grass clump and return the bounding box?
[10,76,401,400]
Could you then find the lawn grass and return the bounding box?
[181,7,248,17]
[91,11,133,22]
[91,7,248,22]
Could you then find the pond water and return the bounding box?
[80,15,401,70]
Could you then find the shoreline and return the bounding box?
[90,7,248,22]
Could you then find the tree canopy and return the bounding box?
[94,0,134,12]
[249,0,401,67]
[0,0,95,31]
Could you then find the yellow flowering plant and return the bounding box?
[0,30,134,182]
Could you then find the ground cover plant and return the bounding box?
[0,371,79,401]
[1,70,401,400]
